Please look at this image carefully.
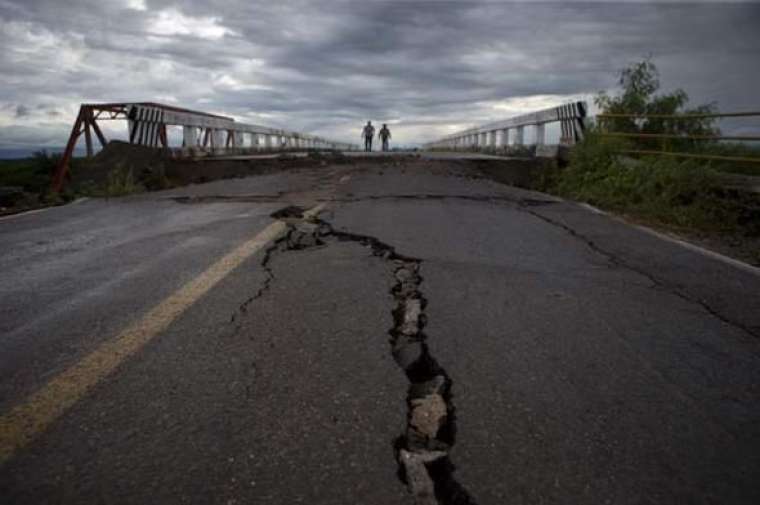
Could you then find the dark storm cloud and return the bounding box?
[1,0,759,147]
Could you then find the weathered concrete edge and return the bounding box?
[575,201,760,277]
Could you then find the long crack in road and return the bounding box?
[254,205,477,505]
[240,206,475,505]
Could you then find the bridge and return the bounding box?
[52,102,360,191]
[52,101,589,191]
[2,100,760,505]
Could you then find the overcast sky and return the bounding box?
[1,1,758,148]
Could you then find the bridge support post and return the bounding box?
[536,123,545,146]
[211,129,225,150]
[515,126,524,146]
[183,126,197,148]
[500,128,509,148]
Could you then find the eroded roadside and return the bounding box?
[254,205,476,505]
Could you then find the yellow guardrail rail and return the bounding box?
[596,112,760,164]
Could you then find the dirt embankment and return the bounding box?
[71,141,419,192]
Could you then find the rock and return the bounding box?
[406,428,451,453]
[398,449,447,505]
[395,282,419,298]
[395,267,414,282]
[409,393,447,439]
[400,299,423,335]
[287,223,323,249]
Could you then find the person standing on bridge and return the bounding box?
[362,121,375,152]
[378,124,392,151]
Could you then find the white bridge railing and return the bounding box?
[53,102,359,190]
[125,103,358,153]
[423,101,587,154]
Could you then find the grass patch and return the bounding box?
[549,132,760,238]
[103,166,143,196]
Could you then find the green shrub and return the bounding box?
[104,165,143,196]
[555,133,756,234]
[595,58,719,146]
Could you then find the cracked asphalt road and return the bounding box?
[1,158,759,504]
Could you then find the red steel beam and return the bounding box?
[159,124,168,148]
[51,107,85,192]
[90,114,108,148]
[83,107,93,157]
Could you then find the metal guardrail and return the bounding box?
[422,101,587,152]
[52,102,359,191]
[596,111,760,165]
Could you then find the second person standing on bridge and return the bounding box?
[362,121,375,152]
[378,124,392,151]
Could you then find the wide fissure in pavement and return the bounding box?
[260,205,476,505]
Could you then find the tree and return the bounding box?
[595,58,719,148]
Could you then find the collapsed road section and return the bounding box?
[257,205,476,505]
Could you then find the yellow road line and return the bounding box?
[0,203,323,465]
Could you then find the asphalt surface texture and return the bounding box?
[1,156,759,504]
